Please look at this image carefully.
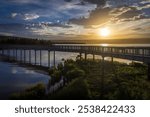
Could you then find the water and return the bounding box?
[55,44,150,47]
[0,61,50,99]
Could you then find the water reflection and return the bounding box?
[0,61,50,99]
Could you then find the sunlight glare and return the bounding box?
[99,27,110,37]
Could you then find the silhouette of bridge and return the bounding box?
[0,44,150,79]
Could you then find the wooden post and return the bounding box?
[93,54,95,61]
[20,50,22,62]
[80,53,82,60]
[101,56,105,99]
[85,53,87,61]
[15,49,17,61]
[29,50,31,64]
[24,50,26,63]
[35,50,37,65]
[48,51,50,68]
[2,49,4,55]
[111,56,113,63]
[40,50,42,66]
[12,49,14,61]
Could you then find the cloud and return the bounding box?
[23,14,39,21]
[69,7,112,26]
[11,13,18,18]
[10,13,40,21]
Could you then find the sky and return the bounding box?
[0,0,150,40]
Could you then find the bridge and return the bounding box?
[0,44,150,79]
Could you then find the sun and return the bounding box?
[99,27,110,37]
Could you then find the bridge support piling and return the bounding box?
[79,53,82,60]
[40,50,42,66]
[111,56,113,63]
[148,63,150,80]
[20,50,22,62]
[8,49,10,58]
[48,51,50,68]
[29,50,31,64]
[93,54,95,61]
[101,56,105,99]
[53,51,55,67]
[2,49,4,55]
[34,50,36,65]
[15,49,17,61]
[24,50,26,63]
[85,53,87,61]
[13,49,15,59]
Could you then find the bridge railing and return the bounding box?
[54,45,150,57]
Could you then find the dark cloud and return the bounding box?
[133,27,143,31]
[64,0,72,2]
[69,7,112,26]
[83,0,106,6]
[117,7,141,19]
[64,0,106,6]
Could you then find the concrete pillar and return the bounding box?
[40,50,42,66]
[35,50,37,65]
[29,50,31,64]
[48,51,50,68]
[148,63,150,80]
[54,50,55,67]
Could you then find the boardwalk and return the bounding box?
[0,44,150,79]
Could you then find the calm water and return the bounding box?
[0,61,50,99]
[55,44,150,47]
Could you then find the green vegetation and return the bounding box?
[10,83,46,100]
[10,58,150,100]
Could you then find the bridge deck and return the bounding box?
[0,45,150,63]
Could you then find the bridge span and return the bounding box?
[0,44,150,79]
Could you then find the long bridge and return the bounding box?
[0,44,150,79]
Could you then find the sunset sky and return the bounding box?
[0,0,150,40]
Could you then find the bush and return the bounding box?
[10,83,46,100]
